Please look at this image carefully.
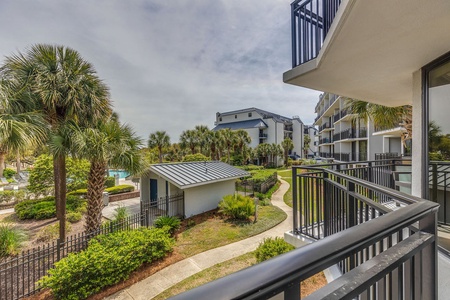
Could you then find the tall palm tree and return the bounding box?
[74,119,145,233]
[235,130,251,161]
[194,125,209,155]
[148,131,171,163]
[345,99,412,149]
[205,130,222,160]
[303,134,311,158]
[219,128,236,163]
[179,129,198,154]
[281,138,294,165]
[1,44,112,241]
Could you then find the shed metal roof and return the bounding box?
[212,119,268,131]
[149,161,250,189]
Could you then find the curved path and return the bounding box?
[106,178,292,300]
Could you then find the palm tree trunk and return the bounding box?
[54,154,67,242]
[0,151,6,177]
[85,161,107,234]
[16,150,21,174]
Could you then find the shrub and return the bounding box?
[254,237,295,263]
[0,225,26,257]
[218,194,255,220]
[39,227,174,300]
[36,222,72,243]
[3,168,16,179]
[183,153,210,162]
[113,206,128,222]
[154,216,181,235]
[105,176,115,188]
[105,184,135,195]
[66,212,83,223]
[15,196,86,220]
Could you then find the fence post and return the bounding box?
[292,167,298,233]
[56,239,61,261]
[432,163,438,203]
[323,171,329,237]
[145,209,150,227]
[419,208,438,299]
[166,195,169,216]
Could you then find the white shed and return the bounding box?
[140,161,249,218]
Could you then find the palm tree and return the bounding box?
[256,143,270,165]
[345,99,412,149]
[2,44,112,241]
[194,125,209,155]
[74,118,145,233]
[148,131,171,163]
[269,143,283,166]
[205,130,223,160]
[303,134,311,158]
[180,129,198,154]
[281,138,294,165]
[235,130,251,161]
[219,129,236,163]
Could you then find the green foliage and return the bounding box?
[66,212,83,223]
[219,194,255,220]
[105,184,135,195]
[0,225,27,257]
[154,216,181,235]
[28,154,90,196]
[2,168,16,179]
[105,176,115,188]
[0,190,29,204]
[254,237,295,263]
[239,164,264,171]
[39,227,174,300]
[113,206,128,222]
[183,153,210,162]
[429,152,444,161]
[15,196,86,220]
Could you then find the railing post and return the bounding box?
[418,208,438,299]
[323,171,329,237]
[56,239,61,261]
[292,167,298,233]
[347,181,356,228]
[166,195,169,216]
[432,163,438,202]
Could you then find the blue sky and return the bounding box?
[0,0,321,141]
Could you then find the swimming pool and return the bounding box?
[108,170,130,179]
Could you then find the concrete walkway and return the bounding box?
[106,178,292,300]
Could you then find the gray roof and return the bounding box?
[217,107,301,124]
[149,161,249,189]
[213,119,268,131]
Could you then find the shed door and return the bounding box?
[150,179,158,206]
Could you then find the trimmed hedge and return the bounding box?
[14,196,86,220]
[67,184,135,197]
[39,227,174,300]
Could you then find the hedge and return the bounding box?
[15,196,86,220]
[67,184,135,197]
[39,227,174,300]
[254,237,295,263]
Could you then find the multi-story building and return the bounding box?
[213,107,305,160]
[303,125,318,158]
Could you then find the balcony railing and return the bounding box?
[319,151,333,158]
[338,127,367,140]
[291,0,342,67]
[172,159,438,299]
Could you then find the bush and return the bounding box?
[113,206,128,222]
[154,216,181,235]
[39,227,174,300]
[254,237,295,263]
[218,194,255,220]
[0,225,26,257]
[105,184,135,195]
[105,176,115,188]
[66,212,83,223]
[183,153,210,162]
[3,168,16,179]
[15,196,86,220]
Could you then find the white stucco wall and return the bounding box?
[292,119,303,157]
[217,110,263,124]
[412,69,424,198]
[184,180,236,217]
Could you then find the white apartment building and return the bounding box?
[303,125,318,158]
[213,107,305,159]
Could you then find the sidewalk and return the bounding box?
[106,178,292,300]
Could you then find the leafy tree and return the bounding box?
[219,129,236,164]
[281,138,294,165]
[28,154,90,196]
[234,130,251,162]
[303,134,311,158]
[2,44,112,240]
[179,129,198,154]
[148,131,171,163]
[183,153,210,162]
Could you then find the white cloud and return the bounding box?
[0,0,321,141]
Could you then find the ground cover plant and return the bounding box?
[218,194,255,220]
[15,196,86,220]
[254,237,295,262]
[0,224,26,257]
[39,227,174,300]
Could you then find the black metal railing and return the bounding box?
[291,0,342,67]
[319,151,333,158]
[429,161,450,224]
[338,127,367,140]
[0,193,184,300]
[171,160,438,300]
[375,152,400,160]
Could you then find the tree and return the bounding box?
[281,138,294,165]
[235,130,251,161]
[193,125,209,155]
[2,44,112,241]
[303,134,311,158]
[269,143,283,166]
[148,131,171,163]
[180,129,198,154]
[219,129,236,163]
[345,99,412,149]
[74,118,145,233]
[205,130,223,161]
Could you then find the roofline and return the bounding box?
[217,107,294,122]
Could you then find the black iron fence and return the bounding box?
[236,173,278,196]
[0,193,184,300]
[171,161,438,299]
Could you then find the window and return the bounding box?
[235,115,237,119]
[219,117,222,122]
[248,113,252,117]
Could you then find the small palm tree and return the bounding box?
[148,131,171,163]
[303,134,311,158]
[281,138,294,165]
[74,118,145,233]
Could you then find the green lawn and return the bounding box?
[176,205,287,258]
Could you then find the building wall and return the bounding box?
[292,119,304,157]
[184,180,235,217]
[247,128,260,149]
[216,111,263,124]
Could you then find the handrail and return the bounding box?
[169,201,438,300]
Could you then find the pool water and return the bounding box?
[108,170,130,179]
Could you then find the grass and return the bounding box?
[176,205,286,258]
[278,169,294,207]
[153,251,327,299]
[0,224,27,257]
